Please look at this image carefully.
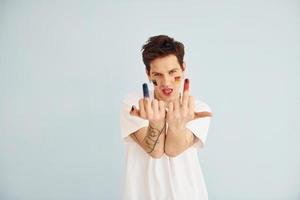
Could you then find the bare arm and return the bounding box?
[130,122,166,158]
[165,126,199,157]
[164,79,211,157]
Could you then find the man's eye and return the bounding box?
[154,74,161,77]
[169,71,176,74]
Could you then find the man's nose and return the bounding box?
[161,75,173,86]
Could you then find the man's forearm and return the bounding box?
[164,126,194,157]
[133,122,166,158]
[143,123,166,155]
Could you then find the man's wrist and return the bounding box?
[149,120,165,130]
[167,124,186,134]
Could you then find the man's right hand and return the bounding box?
[130,83,166,127]
[130,98,166,128]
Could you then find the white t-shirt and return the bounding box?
[120,91,212,200]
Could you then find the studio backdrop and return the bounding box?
[0,1,299,199]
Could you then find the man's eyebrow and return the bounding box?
[151,68,179,74]
[151,71,162,75]
[168,68,179,72]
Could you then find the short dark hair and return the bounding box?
[141,35,185,74]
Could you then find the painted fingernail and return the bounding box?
[143,83,149,98]
[184,79,189,91]
[152,80,158,86]
[175,76,181,84]
[131,105,134,112]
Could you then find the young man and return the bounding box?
[120,35,213,200]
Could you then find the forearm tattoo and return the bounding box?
[143,123,166,154]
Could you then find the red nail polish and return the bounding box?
[184,79,189,91]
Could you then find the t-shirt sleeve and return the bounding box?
[120,93,148,143]
[186,100,212,149]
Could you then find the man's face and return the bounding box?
[147,54,185,103]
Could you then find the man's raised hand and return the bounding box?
[130,83,166,127]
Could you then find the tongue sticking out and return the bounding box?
[162,88,173,96]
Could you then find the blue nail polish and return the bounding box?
[143,83,149,98]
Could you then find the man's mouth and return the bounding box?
[161,88,173,96]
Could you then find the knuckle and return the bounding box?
[189,96,195,101]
